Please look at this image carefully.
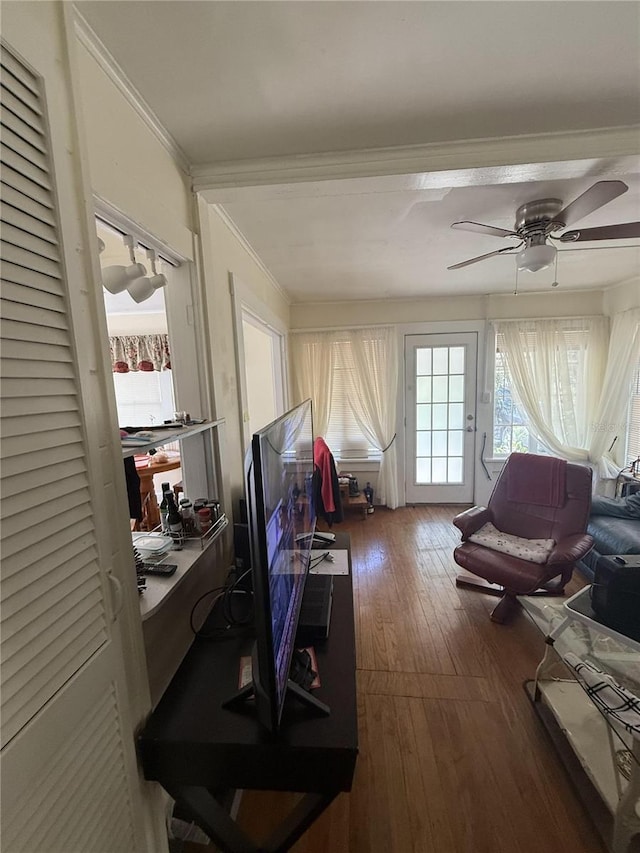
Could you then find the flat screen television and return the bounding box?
[239,398,327,733]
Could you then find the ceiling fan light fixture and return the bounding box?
[516,243,557,273]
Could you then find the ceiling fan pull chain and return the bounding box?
[514,266,519,296]
[551,251,559,288]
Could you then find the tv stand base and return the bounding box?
[222,678,330,721]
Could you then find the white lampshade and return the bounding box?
[148,273,168,291]
[516,243,556,273]
[102,262,146,294]
[127,275,155,303]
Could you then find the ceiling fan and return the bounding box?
[448,180,640,272]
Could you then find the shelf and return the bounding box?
[121,419,225,458]
[536,679,627,813]
[139,513,229,621]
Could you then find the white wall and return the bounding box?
[197,200,291,515]
[74,38,194,259]
[290,288,604,329]
[603,278,640,315]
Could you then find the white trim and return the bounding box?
[73,7,191,175]
[192,126,640,190]
[210,203,290,305]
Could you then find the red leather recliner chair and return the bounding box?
[453,453,594,623]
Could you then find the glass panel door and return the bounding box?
[405,333,477,503]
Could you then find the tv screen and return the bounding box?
[245,399,317,732]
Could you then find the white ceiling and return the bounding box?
[76,1,640,301]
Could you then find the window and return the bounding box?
[112,369,175,427]
[493,345,547,457]
[492,319,604,458]
[626,357,640,464]
[324,339,379,458]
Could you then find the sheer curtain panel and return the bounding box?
[344,327,399,509]
[495,317,609,462]
[588,308,640,479]
[290,331,333,437]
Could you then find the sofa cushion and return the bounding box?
[468,522,555,564]
[587,516,640,556]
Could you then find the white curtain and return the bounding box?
[588,308,640,479]
[496,317,609,462]
[290,326,399,509]
[344,327,399,509]
[109,333,171,372]
[290,331,333,436]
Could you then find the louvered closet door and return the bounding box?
[1,40,149,852]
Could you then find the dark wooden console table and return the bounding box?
[137,532,358,853]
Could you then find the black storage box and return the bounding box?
[591,554,640,641]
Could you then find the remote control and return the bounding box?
[141,562,178,576]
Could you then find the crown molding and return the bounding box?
[192,126,640,191]
[73,6,191,175]
[210,204,291,306]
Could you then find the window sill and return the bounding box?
[334,456,381,471]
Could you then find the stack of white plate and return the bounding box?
[132,533,174,560]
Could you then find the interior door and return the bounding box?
[1,13,163,852]
[405,333,477,503]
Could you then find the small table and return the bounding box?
[135,453,181,529]
[137,532,358,853]
[339,484,369,519]
[521,588,640,853]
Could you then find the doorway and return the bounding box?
[405,332,477,503]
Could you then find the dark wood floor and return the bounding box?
[206,506,606,852]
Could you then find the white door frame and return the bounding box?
[229,273,287,455]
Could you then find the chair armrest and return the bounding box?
[547,533,594,566]
[453,506,491,539]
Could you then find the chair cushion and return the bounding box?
[468,522,555,564]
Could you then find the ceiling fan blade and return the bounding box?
[558,221,640,243]
[451,220,518,239]
[556,180,628,228]
[447,244,522,270]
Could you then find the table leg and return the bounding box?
[165,784,259,853]
[263,790,339,853]
[165,784,338,853]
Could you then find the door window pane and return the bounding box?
[416,458,431,483]
[416,404,431,429]
[416,348,432,375]
[416,376,432,403]
[448,457,463,483]
[432,431,448,455]
[433,404,448,429]
[449,347,465,374]
[432,348,448,375]
[417,431,432,456]
[448,431,463,456]
[432,458,447,482]
[449,374,464,402]
[448,403,464,430]
[432,376,448,403]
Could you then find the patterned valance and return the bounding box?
[109,334,171,373]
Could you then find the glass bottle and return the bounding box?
[159,483,171,533]
[166,492,183,541]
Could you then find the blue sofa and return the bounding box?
[576,497,640,581]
